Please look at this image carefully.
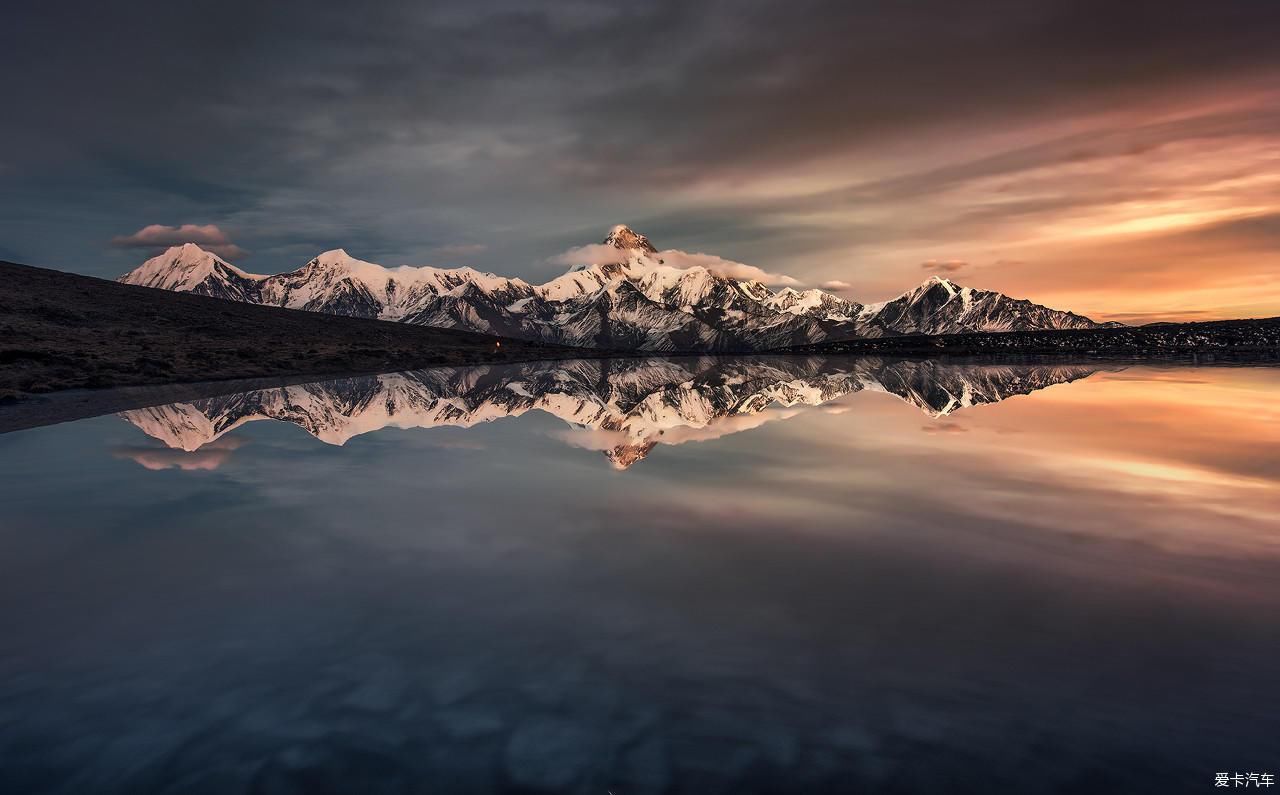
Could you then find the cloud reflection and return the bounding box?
[112,437,245,471]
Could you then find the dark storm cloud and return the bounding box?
[709,102,1280,218]
[7,1,1277,186]
[563,0,1280,181]
[0,0,1277,289]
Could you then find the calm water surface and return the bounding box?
[0,357,1277,794]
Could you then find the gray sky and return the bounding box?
[2,0,1278,320]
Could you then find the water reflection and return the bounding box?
[118,356,1103,469]
[1,358,1278,794]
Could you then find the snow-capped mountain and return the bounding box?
[872,275,1116,335]
[119,226,1115,350]
[764,287,862,321]
[120,357,1101,469]
[120,243,264,302]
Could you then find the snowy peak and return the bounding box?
[311,248,356,266]
[299,249,391,282]
[169,242,215,263]
[923,275,958,295]
[121,244,247,289]
[897,276,959,303]
[120,243,265,300]
[875,276,1100,335]
[536,230,669,302]
[118,227,1117,350]
[763,287,863,321]
[603,224,657,253]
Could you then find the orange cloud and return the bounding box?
[920,260,968,273]
[112,437,245,471]
[669,85,1280,321]
[112,224,246,260]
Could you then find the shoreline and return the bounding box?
[3,259,1275,433]
[0,259,607,403]
[4,351,1277,437]
[782,316,1280,361]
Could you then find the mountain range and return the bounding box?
[121,356,1101,470]
[119,226,1118,351]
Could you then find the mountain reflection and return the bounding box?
[6,362,1278,794]
[120,357,1101,469]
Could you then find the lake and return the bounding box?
[1,356,1277,794]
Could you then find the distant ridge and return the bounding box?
[785,316,1280,360]
[120,227,1116,351]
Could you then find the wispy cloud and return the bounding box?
[430,242,488,260]
[820,279,854,291]
[658,250,801,286]
[112,438,244,471]
[921,421,969,434]
[6,1,1279,322]
[111,224,245,259]
[920,259,968,273]
[548,243,631,267]
[1095,310,1215,325]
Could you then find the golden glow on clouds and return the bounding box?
[641,366,1279,566]
[659,84,1280,321]
[633,368,1279,606]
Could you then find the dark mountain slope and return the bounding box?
[0,260,589,400]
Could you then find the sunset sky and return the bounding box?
[3,1,1278,322]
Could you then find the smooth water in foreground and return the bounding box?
[0,356,1277,794]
